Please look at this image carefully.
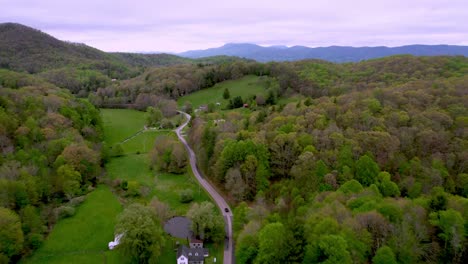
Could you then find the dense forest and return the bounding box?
[0,77,103,262]
[185,56,468,263]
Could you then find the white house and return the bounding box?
[177,245,209,264]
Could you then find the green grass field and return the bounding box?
[101,108,147,145]
[102,109,222,263]
[178,75,271,109]
[25,186,122,264]
[28,108,223,264]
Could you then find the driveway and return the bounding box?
[175,111,234,264]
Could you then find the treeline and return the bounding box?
[187,58,468,263]
[0,80,103,262]
[87,55,468,110]
[88,61,268,108]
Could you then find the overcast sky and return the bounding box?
[1,0,467,52]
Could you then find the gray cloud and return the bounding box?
[1,0,467,52]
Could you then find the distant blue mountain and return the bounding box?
[178,43,468,62]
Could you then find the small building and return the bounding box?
[243,103,249,108]
[177,245,209,264]
[190,238,203,248]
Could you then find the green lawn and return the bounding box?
[101,108,147,145]
[178,75,271,109]
[120,131,161,155]
[25,186,122,264]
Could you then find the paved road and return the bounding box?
[175,111,234,264]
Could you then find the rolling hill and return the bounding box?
[179,43,468,62]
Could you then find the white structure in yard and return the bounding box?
[108,233,123,250]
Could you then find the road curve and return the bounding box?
[175,111,234,264]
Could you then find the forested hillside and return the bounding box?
[186,56,468,263]
[0,22,467,264]
[0,23,244,98]
[0,76,103,262]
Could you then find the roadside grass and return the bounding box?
[178,75,271,109]
[101,108,146,145]
[24,186,122,264]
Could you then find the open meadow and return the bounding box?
[178,74,272,109]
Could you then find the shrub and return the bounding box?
[180,189,194,203]
[126,181,140,197]
[68,195,86,207]
[55,206,75,219]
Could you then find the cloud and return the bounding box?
[1,0,466,52]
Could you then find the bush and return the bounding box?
[26,233,44,250]
[126,181,140,197]
[55,206,75,220]
[68,195,86,207]
[180,189,194,203]
[120,180,128,190]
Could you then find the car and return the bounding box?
[224,208,229,213]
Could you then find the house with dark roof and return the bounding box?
[176,245,209,264]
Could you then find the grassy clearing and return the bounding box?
[178,75,271,109]
[101,108,146,145]
[25,186,122,264]
[120,130,169,155]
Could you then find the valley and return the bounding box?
[0,22,467,264]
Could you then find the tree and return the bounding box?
[373,246,397,264]
[56,164,82,199]
[225,167,247,202]
[255,222,289,264]
[429,209,466,262]
[146,107,163,127]
[59,143,99,182]
[223,88,230,99]
[0,207,24,259]
[270,133,301,178]
[315,235,352,264]
[187,202,224,243]
[149,136,187,174]
[377,172,400,197]
[228,96,244,109]
[115,203,165,263]
[183,101,193,114]
[355,155,380,186]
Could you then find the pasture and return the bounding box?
[178,74,272,109]
[24,186,122,264]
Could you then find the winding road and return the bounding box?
[175,111,234,264]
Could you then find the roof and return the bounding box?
[190,238,203,244]
[177,245,208,262]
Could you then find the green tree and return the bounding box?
[373,246,397,264]
[56,164,82,199]
[304,234,352,264]
[146,106,163,127]
[255,222,289,264]
[223,88,230,99]
[115,203,165,263]
[187,202,224,243]
[429,209,466,261]
[0,207,24,259]
[355,155,380,186]
[377,172,400,197]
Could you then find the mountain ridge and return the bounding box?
[179,43,468,62]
